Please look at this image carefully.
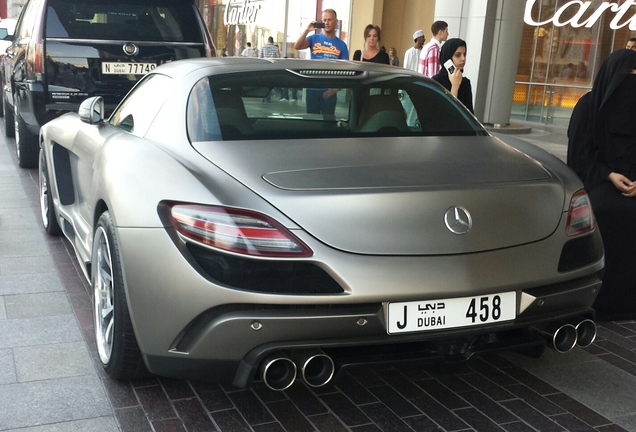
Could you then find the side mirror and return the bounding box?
[78,96,104,124]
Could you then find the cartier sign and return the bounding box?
[224,0,262,26]
[524,0,636,29]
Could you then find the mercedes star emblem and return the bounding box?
[444,206,473,235]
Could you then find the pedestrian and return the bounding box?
[567,49,636,321]
[294,8,349,119]
[432,38,473,114]
[240,42,257,57]
[418,20,448,77]
[403,29,425,72]
[388,47,399,66]
[294,9,349,60]
[259,36,284,101]
[626,37,636,50]
[353,24,389,64]
[259,36,280,59]
[561,63,575,79]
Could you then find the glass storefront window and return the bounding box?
[513,0,636,125]
[199,0,350,60]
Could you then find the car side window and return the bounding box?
[109,73,172,136]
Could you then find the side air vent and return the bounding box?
[52,143,75,205]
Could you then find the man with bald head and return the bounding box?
[295,9,349,119]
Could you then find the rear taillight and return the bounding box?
[34,43,42,79]
[169,204,312,257]
[32,7,44,81]
[566,190,595,236]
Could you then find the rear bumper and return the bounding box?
[142,274,600,386]
[113,225,603,386]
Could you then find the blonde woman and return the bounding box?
[388,47,399,66]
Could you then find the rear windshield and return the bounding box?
[186,70,487,142]
[46,0,203,42]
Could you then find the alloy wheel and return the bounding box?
[93,226,115,365]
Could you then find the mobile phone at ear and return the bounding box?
[444,59,455,74]
[314,22,325,28]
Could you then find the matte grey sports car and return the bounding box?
[39,58,603,390]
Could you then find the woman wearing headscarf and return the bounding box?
[568,49,636,320]
[432,38,473,114]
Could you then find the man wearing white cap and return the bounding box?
[404,30,425,72]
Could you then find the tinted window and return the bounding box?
[187,71,486,142]
[46,0,203,42]
[110,73,172,136]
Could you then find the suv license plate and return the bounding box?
[387,292,516,334]
[102,62,156,75]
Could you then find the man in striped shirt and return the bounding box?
[418,21,449,77]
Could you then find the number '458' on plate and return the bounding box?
[386,292,516,334]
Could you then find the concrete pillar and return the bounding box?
[433,1,524,125]
[480,2,525,125]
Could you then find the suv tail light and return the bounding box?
[169,204,313,257]
[32,6,45,81]
[565,190,595,236]
[34,43,43,80]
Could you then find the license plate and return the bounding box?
[101,62,156,75]
[387,292,516,334]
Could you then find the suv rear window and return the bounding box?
[46,0,203,42]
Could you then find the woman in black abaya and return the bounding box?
[432,38,474,114]
[568,49,636,321]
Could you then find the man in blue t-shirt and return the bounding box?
[294,9,349,119]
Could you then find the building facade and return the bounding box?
[513,0,636,126]
[197,0,353,59]
[363,0,636,126]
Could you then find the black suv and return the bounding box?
[1,0,214,167]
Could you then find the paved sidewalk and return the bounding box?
[0,135,119,430]
[2,122,636,432]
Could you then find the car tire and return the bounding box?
[15,104,38,168]
[92,211,149,380]
[3,96,13,137]
[38,149,62,236]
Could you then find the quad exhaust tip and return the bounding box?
[532,317,597,353]
[293,350,335,388]
[259,353,297,391]
[259,349,335,391]
[532,323,578,353]
[574,318,597,348]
